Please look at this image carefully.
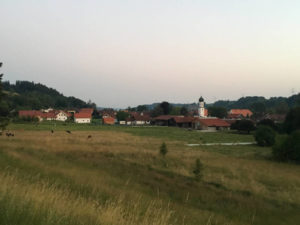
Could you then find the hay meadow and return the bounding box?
[0,123,300,225]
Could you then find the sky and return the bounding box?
[1,0,300,108]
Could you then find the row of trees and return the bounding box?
[150,102,189,117]
[213,95,300,115]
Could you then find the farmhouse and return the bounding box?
[193,118,230,130]
[153,115,174,126]
[19,110,44,121]
[74,112,92,123]
[128,112,151,125]
[103,117,115,125]
[19,110,70,122]
[229,109,253,118]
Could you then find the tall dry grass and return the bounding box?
[1,129,300,225]
[0,170,172,225]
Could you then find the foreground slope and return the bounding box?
[0,124,299,225]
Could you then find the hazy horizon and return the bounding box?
[1,0,300,108]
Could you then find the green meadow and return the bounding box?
[0,123,299,225]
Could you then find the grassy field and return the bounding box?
[0,123,299,225]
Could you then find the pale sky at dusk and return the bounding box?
[1,0,300,108]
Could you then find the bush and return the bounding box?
[231,120,255,134]
[272,130,300,163]
[159,142,168,156]
[254,125,276,147]
[193,159,203,181]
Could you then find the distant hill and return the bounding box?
[213,95,300,114]
[3,81,96,111]
[133,94,300,115]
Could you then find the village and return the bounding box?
[17,96,267,131]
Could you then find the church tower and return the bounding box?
[198,96,205,117]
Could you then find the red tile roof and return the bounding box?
[132,114,151,121]
[74,112,92,119]
[173,116,194,123]
[80,108,94,114]
[43,112,56,119]
[197,118,230,127]
[103,117,115,125]
[19,110,43,118]
[230,109,253,117]
[154,115,175,121]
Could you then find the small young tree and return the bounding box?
[254,125,276,147]
[159,142,168,156]
[193,158,203,181]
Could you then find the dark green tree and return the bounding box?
[251,102,266,114]
[116,111,129,121]
[180,106,188,116]
[254,126,276,147]
[136,105,148,112]
[232,120,255,134]
[284,107,300,134]
[193,158,203,181]
[159,142,168,156]
[160,101,172,115]
[0,62,9,130]
[151,105,164,117]
[272,130,300,163]
[257,119,276,130]
[208,106,227,118]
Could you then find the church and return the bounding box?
[193,96,230,130]
[198,96,208,118]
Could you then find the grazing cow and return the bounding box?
[66,130,72,134]
[6,132,14,137]
[87,135,92,139]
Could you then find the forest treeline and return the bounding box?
[2,81,96,112]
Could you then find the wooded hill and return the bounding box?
[3,81,96,112]
[133,94,300,115]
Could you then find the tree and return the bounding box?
[232,120,255,134]
[0,62,9,130]
[251,102,266,114]
[159,142,168,156]
[169,106,181,115]
[274,101,289,115]
[257,119,276,130]
[136,105,148,112]
[193,159,203,181]
[254,126,276,147]
[284,107,300,134]
[208,106,227,118]
[160,101,172,115]
[151,105,164,117]
[180,106,188,116]
[272,130,300,163]
[116,111,129,121]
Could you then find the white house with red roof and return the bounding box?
[19,110,70,122]
[74,112,92,123]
